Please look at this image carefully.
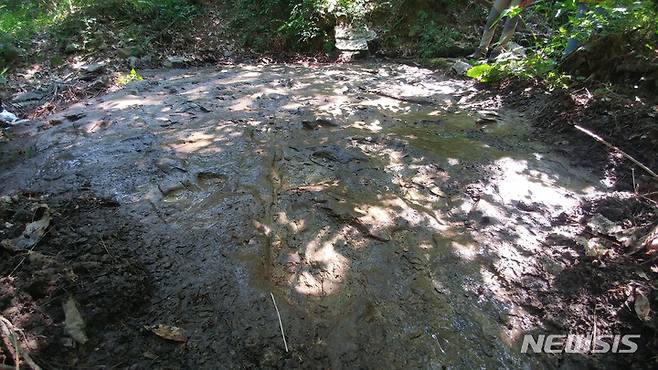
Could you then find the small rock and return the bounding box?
[128,56,138,68]
[588,213,622,236]
[89,77,109,90]
[302,118,338,130]
[475,116,497,125]
[635,293,652,322]
[584,237,609,257]
[65,112,86,121]
[164,56,189,68]
[80,63,106,81]
[145,324,187,342]
[451,60,472,75]
[141,55,152,65]
[81,63,106,74]
[494,42,526,62]
[0,108,18,124]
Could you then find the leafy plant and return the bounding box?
[278,0,329,47]
[116,68,144,86]
[467,0,657,86]
[407,11,458,58]
[466,63,494,82]
[1,0,200,65]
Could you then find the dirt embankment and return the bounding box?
[481,78,658,195]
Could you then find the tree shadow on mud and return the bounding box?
[1,62,655,369]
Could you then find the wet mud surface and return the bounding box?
[1,63,655,368]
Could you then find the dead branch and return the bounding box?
[368,89,435,105]
[574,125,658,182]
[270,293,289,353]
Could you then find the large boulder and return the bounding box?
[80,63,107,81]
[334,21,376,55]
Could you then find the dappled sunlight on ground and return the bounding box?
[494,157,581,209]
[0,62,612,368]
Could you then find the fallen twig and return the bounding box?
[100,238,115,259]
[0,315,19,370]
[270,292,289,353]
[0,316,42,370]
[371,90,434,105]
[574,125,658,182]
[358,86,435,106]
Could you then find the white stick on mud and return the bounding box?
[574,125,658,182]
[270,292,289,352]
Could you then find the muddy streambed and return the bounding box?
[0,63,614,368]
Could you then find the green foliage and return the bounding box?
[409,11,463,58]
[229,0,339,51]
[0,1,67,44]
[116,68,144,86]
[227,0,482,54]
[499,5,524,22]
[469,57,569,88]
[56,0,199,48]
[334,0,369,21]
[228,0,290,50]
[0,0,199,66]
[377,1,481,58]
[278,0,330,47]
[466,63,493,82]
[468,0,657,87]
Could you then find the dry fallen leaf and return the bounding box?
[63,297,88,344]
[145,324,187,342]
[1,204,51,251]
[143,351,159,360]
[634,293,651,322]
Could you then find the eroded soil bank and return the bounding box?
[1,62,656,369]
